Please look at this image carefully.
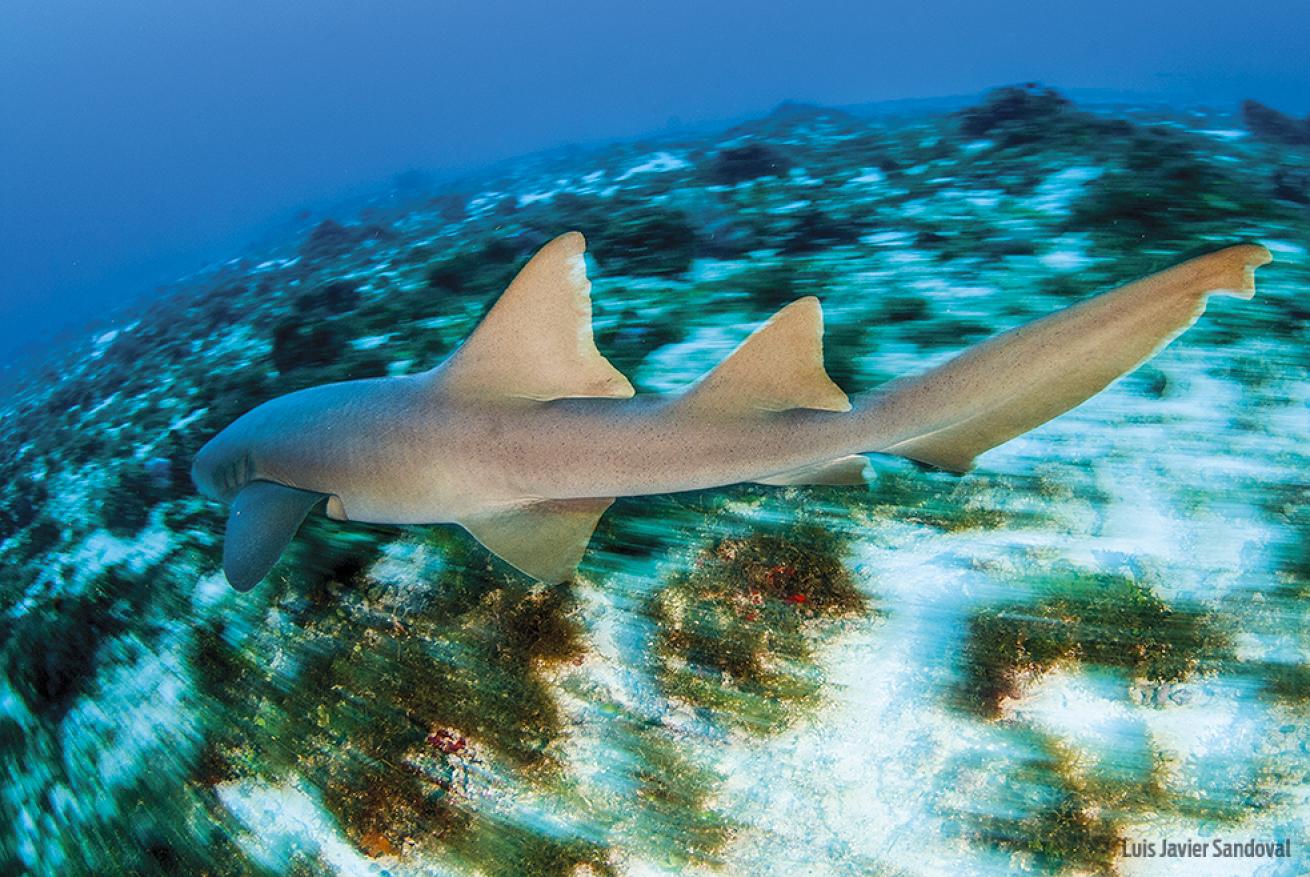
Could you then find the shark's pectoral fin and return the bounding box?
[223,481,327,591]
[461,497,614,582]
[756,454,870,486]
[430,232,634,402]
[679,297,850,415]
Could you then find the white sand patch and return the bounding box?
[517,189,559,207]
[1030,166,1102,215]
[616,151,690,181]
[1039,242,1095,272]
[637,325,751,392]
[847,167,886,185]
[61,633,201,791]
[217,779,430,876]
[1264,239,1307,262]
[768,199,812,214]
[348,333,392,351]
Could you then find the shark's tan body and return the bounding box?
[193,232,1270,589]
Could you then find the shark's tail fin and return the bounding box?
[865,243,1271,472]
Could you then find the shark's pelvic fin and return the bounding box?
[756,454,870,486]
[681,296,851,415]
[461,497,614,583]
[223,481,327,591]
[433,231,634,401]
[876,243,1272,473]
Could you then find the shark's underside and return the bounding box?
[192,232,1271,590]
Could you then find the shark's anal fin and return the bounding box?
[460,497,614,583]
[223,481,327,591]
[756,454,870,486]
[432,232,634,402]
[680,296,851,416]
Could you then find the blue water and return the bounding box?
[3,0,1309,373]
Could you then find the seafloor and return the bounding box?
[1,86,1308,876]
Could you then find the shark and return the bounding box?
[192,232,1271,591]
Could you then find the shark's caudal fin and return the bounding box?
[431,231,634,401]
[223,482,327,591]
[871,243,1272,472]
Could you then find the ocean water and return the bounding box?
[4,8,1310,877]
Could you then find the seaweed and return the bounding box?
[1241,99,1310,147]
[958,84,1072,144]
[591,211,698,277]
[706,143,793,186]
[298,219,357,262]
[296,280,361,316]
[190,535,591,860]
[653,521,868,730]
[957,731,1123,874]
[778,207,865,255]
[271,318,345,375]
[3,565,146,722]
[425,235,530,295]
[298,219,391,263]
[954,572,1231,718]
[102,462,169,536]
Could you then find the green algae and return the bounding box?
[3,565,150,722]
[540,693,737,871]
[188,528,735,872]
[425,235,529,297]
[589,211,698,278]
[652,520,868,731]
[955,719,1291,875]
[867,466,1040,533]
[600,712,736,868]
[954,572,1231,718]
[190,531,598,863]
[958,730,1124,875]
[446,823,614,877]
[624,726,734,866]
[1,85,1308,875]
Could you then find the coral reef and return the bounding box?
[954,572,1231,718]
[653,521,869,730]
[2,85,1309,874]
[1242,99,1310,146]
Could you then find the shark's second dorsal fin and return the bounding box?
[433,232,634,401]
[680,296,850,416]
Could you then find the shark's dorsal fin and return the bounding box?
[461,497,613,582]
[680,296,850,415]
[433,232,634,401]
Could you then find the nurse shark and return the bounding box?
[192,232,1270,590]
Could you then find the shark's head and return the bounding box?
[191,428,251,504]
[193,420,330,592]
